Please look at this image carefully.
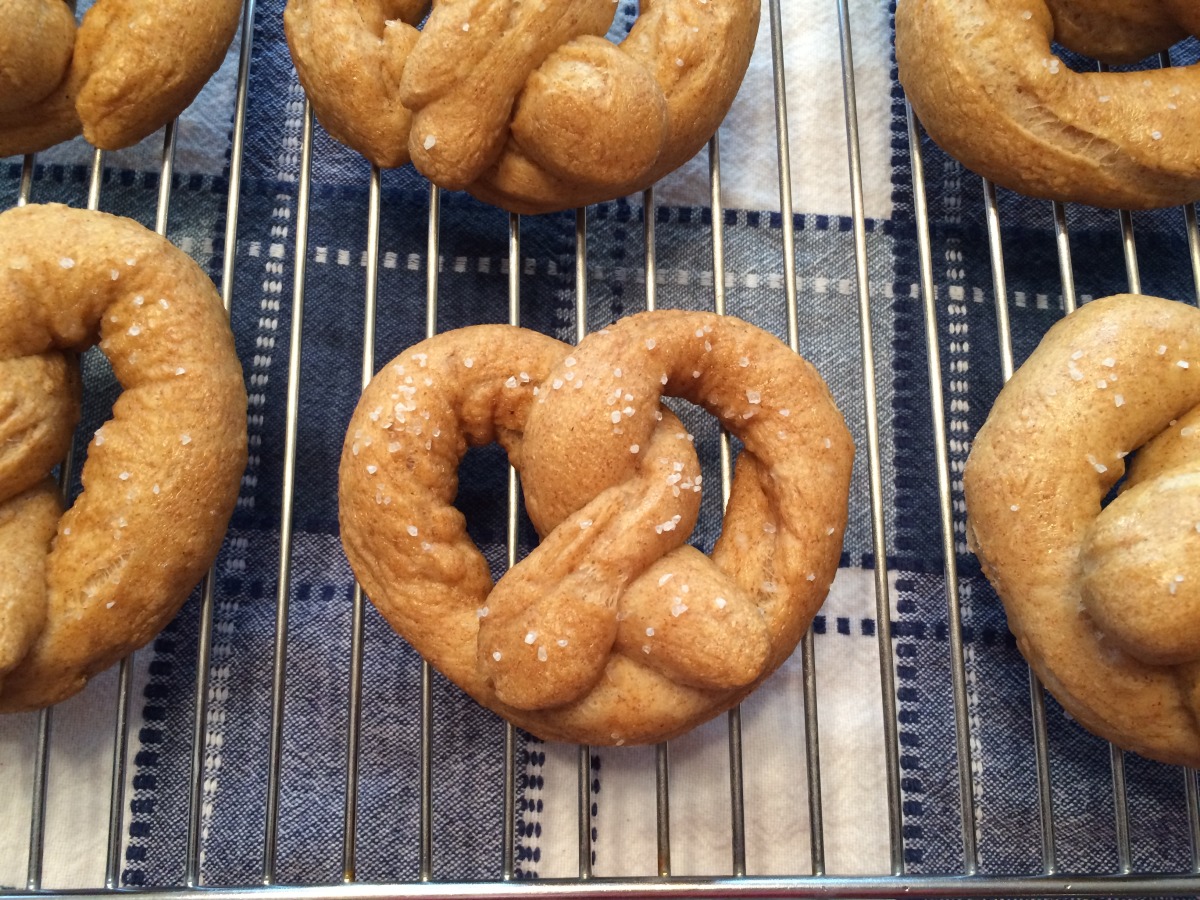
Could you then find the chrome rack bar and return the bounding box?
[418,190,444,884]
[836,0,904,874]
[7,870,1200,900]
[342,165,383,883]
[1051,203,1077,314]
[503,210,521,882]
[574,206,595,883]
[644,188,657,313]
[16,154,48,895]
[707,133,748,879]
[904,104,979,876]
[640,186,671,879]
[1185,204,1200,303]
[1109,208,1142,876]
[262,99,316,885]
[188,2,258,882]
[980,179,1057,875]
[768,0,824,872]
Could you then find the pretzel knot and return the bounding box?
[965,295,1200,768]
[895,0,1200,209]
[284,0,759,214]
[0,204,247,712]
[1,0,242,158]
[339,311,852,745]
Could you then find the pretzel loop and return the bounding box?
[895,0,1200,209]
[965,294,1200,767]
[339,311,852,745]
[1,0,242,157]
[285,0,759,214]
[0,204,247,712]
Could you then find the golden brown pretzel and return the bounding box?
[895,0,1200,209]
[965,294,1200,767]
[339,311,852,744]
[0,204,247,712]
[1,0,242,158]
[284,0,759,214]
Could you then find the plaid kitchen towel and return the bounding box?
[1,0,1198,889]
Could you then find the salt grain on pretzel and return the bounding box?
[1,0,242,157]
[339,310,852,745]
[284,0,759,214]
[0,204,247,712]
[895,0,1200,209]
[965,294,1200,767]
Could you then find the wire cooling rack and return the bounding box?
[4,0,1200,896]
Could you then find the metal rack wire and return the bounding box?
[4,0,1200,896]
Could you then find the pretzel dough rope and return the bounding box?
[0,204,247,712]
[895,0,1200,210]
[1,0,242,158]
[284,0,759,215]
[339,311,852,745]
[965,294,1200,768]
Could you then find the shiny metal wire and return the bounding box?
[7,0,1200,897]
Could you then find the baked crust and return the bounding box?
[895,0,1200,209]
[0,204,248,711]
[965,294,1200,767]
[1,0,242,156]
[284,0,759,213]
[339,311,853,744]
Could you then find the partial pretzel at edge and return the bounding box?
[0,203,248,712]
[284,0,759,214]
[1,0,242,157]
[965,294,1200,767]
[895,0,1200,209]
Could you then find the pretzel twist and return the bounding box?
[1,0,242,158]
[284,0,759,214]
[895,0,1200,209]
[0,204,247,712]
[965,294,1200,767]
[339,311,852,744]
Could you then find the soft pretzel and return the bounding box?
[895,0,1200,209]
[339,311,852,745]
[965,294,1200,767]
[284,0,759,214]
[1,0,242,158]
[0,203,247,712]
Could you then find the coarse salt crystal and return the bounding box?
[407,525,418,536]
[524,631,537,644]
[423,134,437,150]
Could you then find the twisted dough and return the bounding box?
[965,294,1200,767]
[284,0,759,214]
[1,0,242,157]
[339,311,852,744]
[895,0,1200,209]
[0,204,247,712]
